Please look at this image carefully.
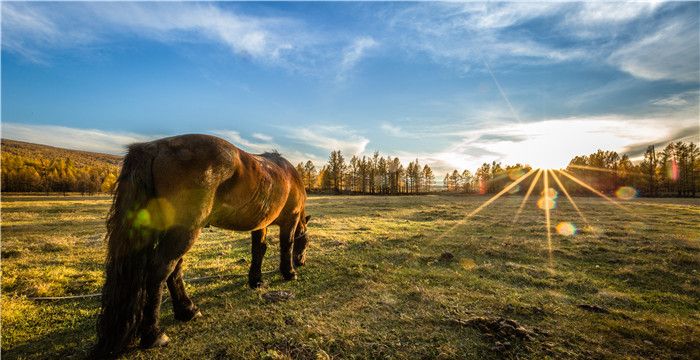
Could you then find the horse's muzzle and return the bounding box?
[294,253,306,267]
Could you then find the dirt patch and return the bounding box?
[1,249,23,259]
[439,252,455,262]
[577,304,610,314]
[449,315,544,353]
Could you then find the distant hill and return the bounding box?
[1,139,122,193]
[1,139,122,168]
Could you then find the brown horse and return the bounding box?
[93,134,310,358]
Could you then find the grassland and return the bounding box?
[1,194,699,359]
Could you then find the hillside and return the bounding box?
[1,139,122,193]
[1,139,122,168]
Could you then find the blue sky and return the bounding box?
[2,1,698,171]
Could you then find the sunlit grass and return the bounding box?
[1,194,698,359]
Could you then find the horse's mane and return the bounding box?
[260,150,288,166]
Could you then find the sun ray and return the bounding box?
[514,168,542,223]
[550,169,590,228]
[543,169,553,269]
[431,169,536,242]
[466,168,537,218]
[558,170,631,213]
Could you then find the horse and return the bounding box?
[93,134,311,358]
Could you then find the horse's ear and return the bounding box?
[305,215,311,223]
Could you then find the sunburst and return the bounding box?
[464,166,633,270]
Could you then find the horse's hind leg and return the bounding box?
[248,228,268,288]
[167,258,201,321]
[140,227,200,349]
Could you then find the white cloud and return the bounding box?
[650,91,698,107]
[390,2,694,82]
[210,130,322,166]
[1,2,311,66]
[609,16,699,82]
[89,3,298,61]
[1,122,155,155]
[336,36,378,81]
[252,133,274,142]
[287,126,369,155]
[210,130,278,154]
[1,2,95,63]
[380,122,404,137]
[566,2,661,27]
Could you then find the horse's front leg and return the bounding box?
[279,220,298,281]
[248,228,268,288]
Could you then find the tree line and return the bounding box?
[297,140,698,197]
[3,140,697,197]
[1,153,118,194]
[438,141,698,198]
[296,151,435,194]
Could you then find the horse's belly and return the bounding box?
[209,203,282,232]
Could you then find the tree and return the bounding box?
[303,161,317,191]
[461,170,473,193]
[422,165,434,192]
[640,145,658,196]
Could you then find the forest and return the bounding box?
[297,141,699,197]
[1,139,698,197]
[1,140,119,194]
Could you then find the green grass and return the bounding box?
[1,194,699,359]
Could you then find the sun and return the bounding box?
[495,119,631,170]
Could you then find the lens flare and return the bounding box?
[668,160,679,181]
[537,196,556,210]
[542,187,558,200]
[615,186,637,200]
[556,222,577,236]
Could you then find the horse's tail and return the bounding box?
[93,143,158,358]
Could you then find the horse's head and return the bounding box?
[293,214,311,267]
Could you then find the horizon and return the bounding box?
[2,1,699,174]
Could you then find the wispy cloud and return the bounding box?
[210,130,278,154]
[1,122,156,155]
[287,126,369,156]
[1,2,95,63]
[608,15,700,83]
[252,133,274,142]
[380,122,405,137]
[336,36,378,81]
[389,2,694,82]
[621,124,700,158]
[650,90,698,107]
[2,2,303,64]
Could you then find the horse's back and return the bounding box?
[129,134,304,231]
[129,134,238,228]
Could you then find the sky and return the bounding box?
[2,1,699,173]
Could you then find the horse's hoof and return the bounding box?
[142,332,170,349]
[282,271,297,281]
[249,280,264,289]
[174,306,201,322]
[152,333,170,348]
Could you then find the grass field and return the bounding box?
[1,194,699,359]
